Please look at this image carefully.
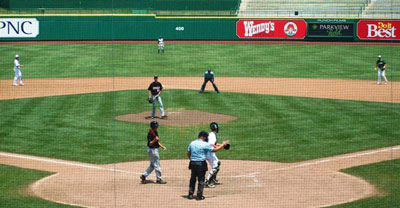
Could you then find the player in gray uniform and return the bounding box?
[13,55,24,86]
[375,55,388,85]
[148,75,167,119]
[140,121,167,184]
[157,36,164,54]
[199,68,220,93]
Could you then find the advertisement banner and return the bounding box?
[357,20,400,40]
[236,19,307,39]
[308,22,354,38]
[0,18,39,38]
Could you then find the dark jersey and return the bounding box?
[376,60,386,70]
[148,82,163,95]
[147,129,160,148]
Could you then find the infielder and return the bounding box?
[375,55,388,85]
[199,68,220,93]
[148,75,167,119]
[140,121,167,184]
[205,122,223,188]
[13,55,24,86]
[157,36,164,54]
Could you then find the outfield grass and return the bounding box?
[332,159,400,208]
[0,164,74,208]
[0,90,398,164]
[0,43,399,80]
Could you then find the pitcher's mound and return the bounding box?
[115,110,237,126]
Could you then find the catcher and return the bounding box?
[205,122,229,188]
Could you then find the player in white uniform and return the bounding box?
[13,55,24,86]
[205,122,223,188]
[157,36,164,54]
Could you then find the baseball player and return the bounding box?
[187,131,229,200]
[199,68,220,93]
[157,36,164,54]
[205,122,223,188]
[375,55,388,85]
[148,75,167,119]
[13,55,24,86]
[140,121,167,184]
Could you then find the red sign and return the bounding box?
[357,20,400,40]
[236,19,306,39]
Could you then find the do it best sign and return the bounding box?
[357,20,399,40]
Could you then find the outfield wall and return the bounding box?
[0,16,399,41]
[1,0,240,10]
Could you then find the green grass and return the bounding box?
[0,43,399,80]
[0,90,398,164]
[0,164,74,208]
[331,159,400,208]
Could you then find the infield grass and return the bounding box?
[0,164,74,208]
[0,90,398,164]
[0,43,399,80]
[333,159,400,208]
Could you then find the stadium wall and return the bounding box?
[0,16,399,41]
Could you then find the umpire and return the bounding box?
[199,68,220,93]
[187,131,229,200]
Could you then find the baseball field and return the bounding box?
[0,41,399,208]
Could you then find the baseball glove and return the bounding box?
[148,98,153,104]
[224,143,230,150]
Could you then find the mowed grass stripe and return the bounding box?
[0,44,398,80]
[0,90,398,163]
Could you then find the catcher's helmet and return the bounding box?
[150,121,159,129]
[210,122,219,133]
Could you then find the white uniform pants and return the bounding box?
[152,95,165,117]
[13,69,23,85]
[377,69,387,84]
[206,152,219,181]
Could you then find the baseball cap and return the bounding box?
[198,131,209,138]
[15,55,19,58]
[154,75,158,78]
[378,55,382,58]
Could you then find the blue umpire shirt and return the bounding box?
[188,139,214,162]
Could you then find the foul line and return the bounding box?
[267,146,400,173]
[0,152,142,175]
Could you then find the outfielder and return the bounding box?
[140,121,167,184]
[375,55,388,85]
[157,36,164,54]
[199,68,219,93]
[13,55,24,86]
[148,75,167,119]
[205,122,223,188]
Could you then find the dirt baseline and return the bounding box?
[0,146,399,208]
[0,77,399,103]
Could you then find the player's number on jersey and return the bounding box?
[175,27,184,31]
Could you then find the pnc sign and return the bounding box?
[0,18,39,38]
[357,20,399,40]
